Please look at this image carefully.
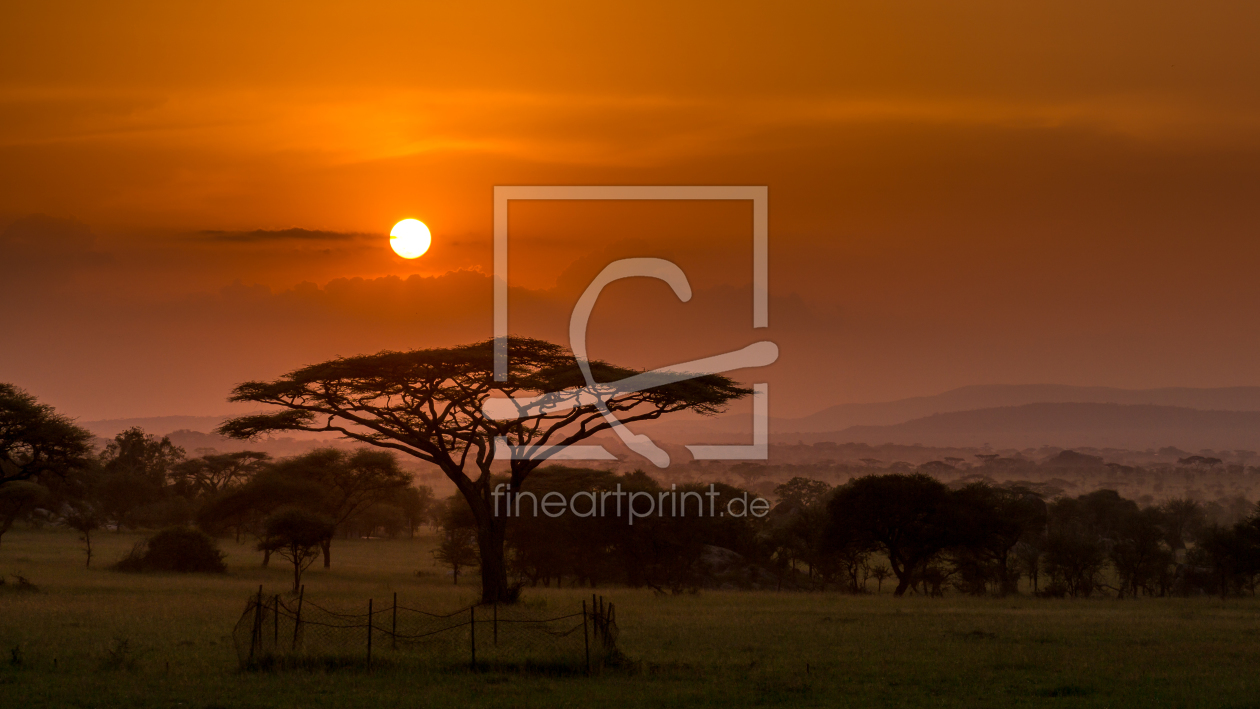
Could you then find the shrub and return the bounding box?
[98,637,140,672]
[113,527,227,573]
[0,574,39,593]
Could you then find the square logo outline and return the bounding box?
[492,185,769,463]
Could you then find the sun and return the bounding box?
[389,219,431,259]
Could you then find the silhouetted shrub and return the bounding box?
[97,637,141,672]
[0,574,39,593]
[113,527,227,573]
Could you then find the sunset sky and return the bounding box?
[2,1,1259,422]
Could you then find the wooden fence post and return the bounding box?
[367,598,373,669]
[292,585,304,651]
[582,600,590,676]
[249,585,263,662]
[469,606,476,671]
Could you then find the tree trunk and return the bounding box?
[476,516,510,604]
[893,574,911,597]
[889,554,911,597]
[450,470,512,604]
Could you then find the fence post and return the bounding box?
[392,592,397,650]
[493,603,498,646]
[273,594,279,646]
[582,600,590,676]
[292,585,304,651]
[469,606,476,671]
[249,584,263,662]
[592,593,601,646]
[367,598,373,669]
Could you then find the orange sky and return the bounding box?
[2,2,1260,421]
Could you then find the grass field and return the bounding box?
[2,528,1259,708]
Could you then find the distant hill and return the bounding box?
[778,384,1260,433]
[79,415,232,439]
[828,402,1260,450]
[81,384,1260,452]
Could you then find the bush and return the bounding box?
[97,637,140,672]
[113,527,227,573]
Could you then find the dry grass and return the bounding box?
[2,527,1260,708]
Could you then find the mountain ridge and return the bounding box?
[823,402,1260,450]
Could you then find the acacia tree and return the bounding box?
[259,509,336,593]
[0,383,93,486]
[63,501,103,568]
[827,474,964,597]
[170,451,270,498]
[266,448,412,567]
[218,337,749,603]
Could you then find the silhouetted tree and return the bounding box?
[774,477,832,509]
[258,509,335,592]
[0,383,93,486]
[948,483,1046,595]
[266,448,411,567]
[506,467,616,587]
[764,478,837,588]
[1159,498,1205,553]
[97,428,186,530]
[196,448,409,567]
[1109,506,1173,598]
[394,484,435,538]
[218,337,750,603]
[62,501,103,568]
[869,563,891,592]
[827,474,961,596]
[1014,539,1045,593]
[197,467,326,560]
[0,481,47,547]
[1041,495,1113,597]
[1191,508,1260,597]
[433,497,479,585]
[170,451,269,498]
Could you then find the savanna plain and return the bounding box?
[2,528,1259,709]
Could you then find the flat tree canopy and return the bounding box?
[219,337,751,601]
[0,383,94,486]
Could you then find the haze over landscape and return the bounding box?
[4,2,1260,440]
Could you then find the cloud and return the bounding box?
[195,228,374,243]
[0,214,112,269]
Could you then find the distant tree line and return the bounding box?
[0,383,435,569]
[775,474,1259,598]
[4,382,1259,598]
[428,467,1260,599]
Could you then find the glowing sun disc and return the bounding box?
[390,219,431,259]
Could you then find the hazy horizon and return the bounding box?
[5,2,1260,426]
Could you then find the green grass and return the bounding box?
[2,528,1260,708]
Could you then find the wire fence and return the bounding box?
[232,586,620,674]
